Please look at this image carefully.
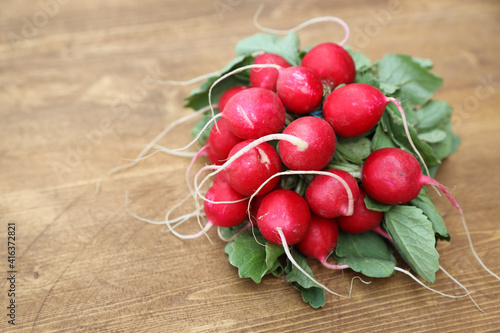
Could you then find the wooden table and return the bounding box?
[1,0,499,331]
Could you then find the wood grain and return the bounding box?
[1,0,499,332]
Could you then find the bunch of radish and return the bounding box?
[121,14,498,309]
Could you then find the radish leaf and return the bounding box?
[384,205,440,284]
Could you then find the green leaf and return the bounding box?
[235,32,301,66]
[285,247,325,308]
[265,242,285,276]
[429,121,460,161]
[379,82,399,95]
[377,53,443,105]
[225,230,268,283]
[384,205,440,283]
[285,247,320,289]
[335,230,396,278]
[385,103,440,166]
[355,71,380,88]
[346,47,372,72]
[412,57,434,69]
[371,124,398,150]
[409,188,450,241]
[184,55,253,110]
[326,160,362,175]
[417,129,447,143]
[336,137,372,164]
[415,100,452,131]
[219,222,251,240]
[364,194,393,212]
[290,282,325,309]
[450,131,461,155]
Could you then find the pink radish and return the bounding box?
[256,188,346,297]
[337,188,384,234]
[276,66,324,114]
[224,140,282,197]
[323,83,388,138]
[323,82,430,176]
[301,42,356,88]
[250,53,291,91]
[361,147,500,280]
[205,145,225,165]
[204,182,250,228]
[222,87,286,139]
[207,118,243,160]
[305,169,360,218]
[256,189,311,245]
[218,85,250,112]
[278,116,336,171]
[166,177,249,239]
[296,214,348,270]
[361,148,426,205]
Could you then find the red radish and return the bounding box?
[223,87,286,139]
[278,117,336,171]
[207,118,243,159]
[361,147,424,205]
[305,169,360,218]
[204,182,250,228]
[323,83,429,175]
[337,188,384,233]
[250,53,291,91]
[256,188,346,297]
[301,42,355,88]
[276,66,324,114]
[257,189,311,245]
[195,133,309,203]
[225,140,282,196]
[212,170,230,186]
[205,144,225,165]
[166,177,249,239]
[361,147,499,280]
[296,214,348,270]
[323,83,387,138]
[218,85,250,112]
[249,194,265,226]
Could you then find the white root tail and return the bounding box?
[253,4,350,46]
[277,228,347,298]
[394,266,470,299]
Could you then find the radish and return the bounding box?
[257,189,311,245]
[323,82,430,176]
[256,189,346,297]
[224,140,282,197]
[278,117,336,171]
[323,83,387,138]
[276,66,324,114]
[194,133,309,203]
[218,85,250,112]
[222,87,286,139]
[207,118,243,160]
[204,182,250,228]
[301,42,356,88]
[305,169,360,218]
[166,178,249,239]
[361,147,500,280]
[250,53,291,91]
[361,147,427,205]
[337,188,384,234]
[296,214,348,270]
